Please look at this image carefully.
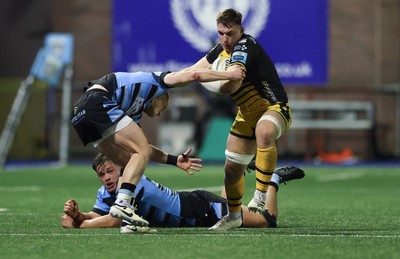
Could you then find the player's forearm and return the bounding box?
[78,215,121,228]
[68,211,104,227]
[149,144,180,166]
[149,145,168,164]
[165,69,237,87]
[70,211,95,223]
[194,69,237,82]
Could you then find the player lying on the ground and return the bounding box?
[61,154,304,232]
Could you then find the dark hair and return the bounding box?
[216,8,243,28]
[92,153,110,171]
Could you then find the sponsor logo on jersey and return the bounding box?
[231,51,248,64]
[234,45,247,51]
[170,0,270,52]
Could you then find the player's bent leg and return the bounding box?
[248,111,286,213]
[241,206,268,227]
[241,206,277,228]
[261,210,277,228]
[109,153,149,227]
[98,122,151,227]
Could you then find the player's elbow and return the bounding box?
[188,71,201,81]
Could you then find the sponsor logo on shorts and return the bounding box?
[71,109,86,124]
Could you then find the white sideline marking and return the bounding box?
[177,186,223,192]
[0,186,41,192]
[316,171,364,182]
[0,233,398,239]
[0,208,8,212]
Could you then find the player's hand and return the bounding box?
[177,148,202,175]
[227,64,246,81]
[64,198,79,219]
[61,214,75,228]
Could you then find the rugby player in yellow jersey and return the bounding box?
[184,8,292,230]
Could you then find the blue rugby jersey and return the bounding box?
[91,175,227,227]
[112,72,169,123]
[92,186,117,216]
[133,176,184,227]
[135,176,227,227]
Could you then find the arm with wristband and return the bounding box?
[149,145,202,175]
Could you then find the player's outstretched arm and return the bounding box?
[163,66,245,88]
[149,145,202,175]
[61,213,121,228]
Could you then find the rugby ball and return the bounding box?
[211,56,230,71]
[200,56,230,95]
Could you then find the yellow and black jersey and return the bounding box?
[206,34,288,110]
[206,34,291,139]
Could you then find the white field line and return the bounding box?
[316,171,365,182]
[0,186,41,192]
[0,233,398,239]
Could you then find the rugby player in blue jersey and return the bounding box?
[70,67,245,228]
[61,154,304,232]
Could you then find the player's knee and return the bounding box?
[257,115,284,140]
[262,209,277,228]
[256,128,278,147]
